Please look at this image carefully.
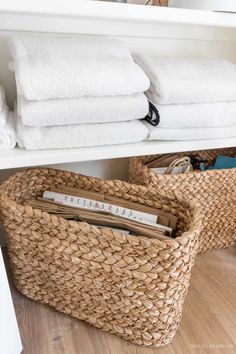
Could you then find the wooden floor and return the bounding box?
[6,247,236,354]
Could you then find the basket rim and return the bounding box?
[0,167,202,248]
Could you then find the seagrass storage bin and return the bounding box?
[0,168,202,347]
[129,147,236,253]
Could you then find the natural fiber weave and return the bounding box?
[0,168,202,347]
[129,147,236,253]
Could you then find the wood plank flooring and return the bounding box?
[5,247,236,354]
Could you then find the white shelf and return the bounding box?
[1,138,235,170]
[0,0,236,29]
[0,1,235,171]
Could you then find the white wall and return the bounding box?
[0,249,22,354]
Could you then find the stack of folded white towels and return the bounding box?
[135,55,236,140]
[9,36,150,150]
[0,85,16,150]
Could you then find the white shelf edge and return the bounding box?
[1,138,235,170]
[0,0,236,29]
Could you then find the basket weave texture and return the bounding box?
[129,147,236,253]
[0,168,202,347]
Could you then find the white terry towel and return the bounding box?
[9,36,150,100]
[0,85,5,110]
[135,55,236,104]
[0,105,9,128]
[144,122,236,141]
[16,119,149,150]
[18,94,149,126]
[0,112,16,150]
[156,102,236,129]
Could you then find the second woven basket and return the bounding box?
[129,147,236,253]
[0,168,202,347]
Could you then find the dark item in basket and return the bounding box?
[208,155,236,170]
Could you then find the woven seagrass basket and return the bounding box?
[129,147,236,253]
[0,168,202,347]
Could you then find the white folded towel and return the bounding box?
[144,122,236,141]
[16,119,149,150]
[0,112,16,150]
[0,85,5,110]
[9,36,150,100]
[0,105,9,127]
[18,94,149,126]
[135,55,236,104]
[155,102,236,128]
